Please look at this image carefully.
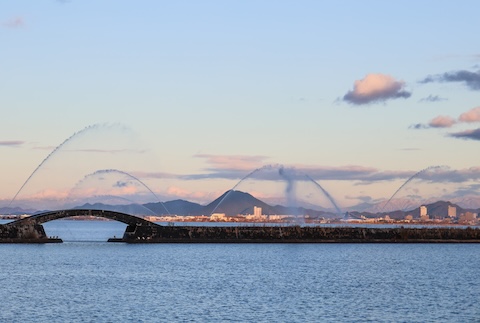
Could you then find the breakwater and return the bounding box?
[2,208,479,243]
[110,225,480,243]
[0,222,61,243]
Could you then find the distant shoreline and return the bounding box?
[1,215,479,227]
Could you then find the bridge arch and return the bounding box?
[6,209,162,228]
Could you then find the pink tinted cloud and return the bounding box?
[343,73,411,105]
[3,17,24,28]
[70,183,140,199]
[165,186,220,202]
[195,154,269,171]
[458,106,480,122]
[429,115,457,128]
[28,188,69,200]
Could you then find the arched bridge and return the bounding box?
[1,209,162,243]
[6,209,161,228]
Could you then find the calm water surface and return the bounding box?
[0,220,479,322]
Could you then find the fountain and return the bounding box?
[209,164,342,220]
[381,165,446,212]
[8,124,101,207]
[67,169,170,215]
[7,123,151,210]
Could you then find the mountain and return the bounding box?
[352,198,423,214]
[4,191,478,219]
[4,191,339,218]
[0,206,38,215]
[203,190,278,216]
[74,203,153,215]
[451,196,480,209]
[143,199,203,216]
[412,201,454,218]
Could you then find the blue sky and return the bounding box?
[1,1,480,211]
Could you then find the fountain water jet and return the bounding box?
[210,164,342,218]
[304,174,342,215]
[381,165,446,212]
[8,123,126,208]
[65,194,158,216]
[209,165,279,215]
[68,169,170,215]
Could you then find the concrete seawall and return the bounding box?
[2,221,479,243]
[112,225,480,243]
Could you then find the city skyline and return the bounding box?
[1,1,480,210]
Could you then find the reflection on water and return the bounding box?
[43,220,127,242]
[0,221,479,322]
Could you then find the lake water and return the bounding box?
[0,220,479,322]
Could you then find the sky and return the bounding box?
[1,0,480,212]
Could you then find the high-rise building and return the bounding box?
[420,205,428,219]
[448,205,456,218]
[420,205,427,216]
[253,206,262,217]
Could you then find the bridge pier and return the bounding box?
[0,223,62,243]
[112,223,160,242]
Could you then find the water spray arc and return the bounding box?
[381,165,445,212]
[70,169,171,215]
[209,165,279,215]
[83,195,158,216]
[209,164,342,216]
[304,174,342,215]
[8,124,105,207]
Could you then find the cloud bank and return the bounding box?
[194,154,269,171]
[137,161,480,185]
[421,69,480,90]
[448,128,480,141]
[343,73,411,105]
[411,106,480,134]
[0,140,24,147]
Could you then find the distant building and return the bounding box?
[460,212,477,222]
[253,206,262,217]
[210,213,227,221]
[420,205,428,219]
[448,205,456,218]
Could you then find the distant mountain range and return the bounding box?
[1,190,479,220]
[0,190,336,218]
[120,190,336,218]
[0,206,39,216]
